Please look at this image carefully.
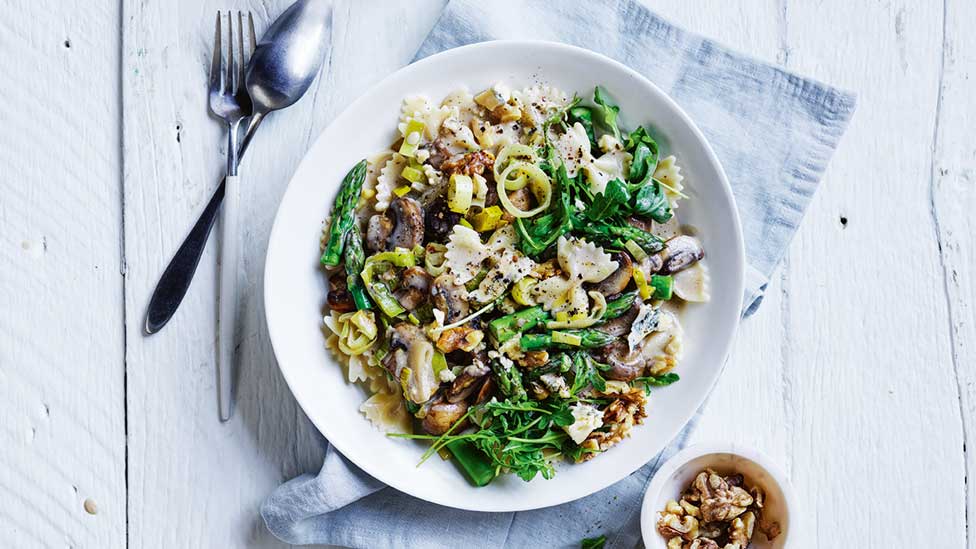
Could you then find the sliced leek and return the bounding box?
[497,161,551,218]
[448,174,473,214]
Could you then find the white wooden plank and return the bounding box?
[648,0,799,472]
[933,1,976,546]
[0,1,126,548]
[784,0,966,546]
[121,1,444,547]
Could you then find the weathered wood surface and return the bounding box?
[0,1,126,548]
[1,0,972,547]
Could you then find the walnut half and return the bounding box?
[694,471,753,523]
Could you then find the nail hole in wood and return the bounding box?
[64,39,71,48]
[839,216,848,228]
[176,124,182,143]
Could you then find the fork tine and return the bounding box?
[237,12,246,86]
[248,12,256,53]
[226,11,236,94]
[209,11,222,93]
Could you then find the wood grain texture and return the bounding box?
[0,1,126,548]
[784,0,966,546]
[121,1,443,547]
[933,0,976,545]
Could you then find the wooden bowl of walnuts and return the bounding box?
[641,444,798,548]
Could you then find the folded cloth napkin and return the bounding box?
[263,1,856,547]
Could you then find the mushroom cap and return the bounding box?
[389,196,425,249]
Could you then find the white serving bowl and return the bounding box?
[641,443,799,548]
[265,40,745,512]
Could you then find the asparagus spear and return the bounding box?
[573,219,664,254]
[446,440,497,487]
[491,358,527,401]
[519,329,617,351]
[525,353,573,380]
[343,229,372,310]
[321,159,368,267]
[488,305,551,343]
[601,292,638,320]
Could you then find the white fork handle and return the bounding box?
[218,174,241,422]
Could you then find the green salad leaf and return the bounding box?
[585,178,631,221]
[633,180,673,223]
[634,372,680,394]
[581,535,607,549]
[593,86,621,141]
[627,126,660,182]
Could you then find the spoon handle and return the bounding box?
[144,114,265,334]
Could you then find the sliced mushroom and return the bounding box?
[366,214,394,252]
[426,138,452,170]
[595,341,644,381]
[327,275,355,313]
[424,197,461,243]
[389,197,425,249]
[445,367,488,403]
[394,266,434,310]
[592,252,633,297]
[472,376,496,404]
[432,273,469,322]
[659,235,704,275]
[596,300,640,337]
[640,253,664,276]
[672,261,711,302]
[507,188,533,211]
[381,323,426,377]
[597,311,682,381]
[422,400,469,435]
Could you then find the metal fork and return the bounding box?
[209,11,254,422]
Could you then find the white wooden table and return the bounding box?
[2,1,973,547]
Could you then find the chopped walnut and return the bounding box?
[517,350,549,369]
[695,471,753,522]
[436,326,483,353]
[664,499,684,516]
[750,487,764,509]
[657,512,699,541]
[440,150,495,177]
[697,522,724,539]
[679,499,702,519]
[531,259,561,280]
[659,469,776,548]
[578,387,646,460]
[758,516,782,541]
[729,511,756,547]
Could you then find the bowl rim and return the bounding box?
[264,39,746,511]
[640,442,800,547]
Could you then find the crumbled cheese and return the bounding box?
[628,304,661,351]
[539,373,571,399]
[438,368,457,383]
[563,403,604,444]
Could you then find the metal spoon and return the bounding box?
[145,0,331,335]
